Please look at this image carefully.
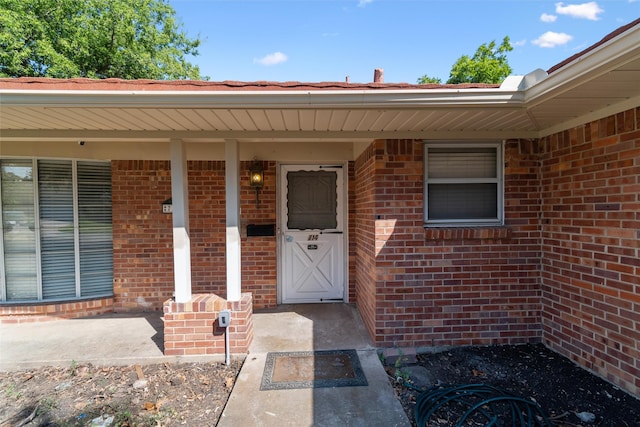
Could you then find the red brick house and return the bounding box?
[1,19,639,395]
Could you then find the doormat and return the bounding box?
[260,349,368,390]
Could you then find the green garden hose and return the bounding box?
[414,383,553,427]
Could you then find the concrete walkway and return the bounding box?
[218,304,410,427]
[0,304,410,426]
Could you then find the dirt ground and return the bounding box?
[389,343,640,427]
[2,343,640,426]
[0,361,242,427]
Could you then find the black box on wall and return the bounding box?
[247,224,276,237]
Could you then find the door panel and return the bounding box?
[283,231,343,302]
[280,165,345,303]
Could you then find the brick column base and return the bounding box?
[163,293,253,356]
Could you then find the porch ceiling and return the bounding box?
[1,20,639,143]
[0,102,538,142]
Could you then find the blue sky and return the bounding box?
[170,0,638,83]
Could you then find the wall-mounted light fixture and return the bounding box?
[250,161,264,207]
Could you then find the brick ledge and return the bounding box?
[424,226,512,241]
[0,297,115,323]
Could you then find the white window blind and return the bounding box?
[424,143,503,226]
[77,162,113,297]
[38,160,76,299]
[1,160,38,300]
[1,158,113,302]
[427,147,497,179]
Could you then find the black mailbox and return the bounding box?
[247,224,276,237]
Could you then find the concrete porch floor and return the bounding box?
[0,303,410,426]
[0,312,174,370]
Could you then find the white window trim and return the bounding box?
[32,159,43,300]
[423,141,504,227]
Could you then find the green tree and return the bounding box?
[0,0,204,79]
[416,75,442,84]
[447,37,513,84]
[417,37,513,85]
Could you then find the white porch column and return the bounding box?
[225,139,242,302]
[170,139,192,303]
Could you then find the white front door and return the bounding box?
[280,164,346,303]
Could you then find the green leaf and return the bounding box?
[0,0,204,79]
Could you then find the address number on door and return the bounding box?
[308,234,319,241]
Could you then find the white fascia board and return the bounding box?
[0,87,525,109]
[524,22,640,107]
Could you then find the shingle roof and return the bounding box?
[0,77,499,91]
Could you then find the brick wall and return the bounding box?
[355,143,379,339]
[354,139,542,347]
[189,161,227,297]
[240,160,278,308]
[347,161,357,303]
[0,297,114,323]
[163,293,253,356]
[540,107,640,395]
[112,160,278,311]
[112,161,174,311]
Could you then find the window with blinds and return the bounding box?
[0,159,113,302]
[424,143,503,226]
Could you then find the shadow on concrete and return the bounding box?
[218,303,410,426]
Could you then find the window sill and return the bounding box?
[424,226,511,241]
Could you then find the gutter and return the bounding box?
[0,87,526,110]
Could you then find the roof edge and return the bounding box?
[547,17,640,74]
[525,18,640,106]
[0,77,500,92]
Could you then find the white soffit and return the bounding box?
[524,20,640,136]
[0,87,537,141]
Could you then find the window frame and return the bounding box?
[0,157,113,303]
[423,141,504,227]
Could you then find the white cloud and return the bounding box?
[512,39,527,47]
[358,0,373,7]
[541,13,558,23]
[253,52,288,66]
[555,2,604,20]
[532,31,574,48]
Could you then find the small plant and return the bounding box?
[4,383,23,399]
[378,352,386,364]
[69,360,79,376]
[113,409,133,426]
[394,349,411,383]
[148,407,177,426]
[39,396,58,414]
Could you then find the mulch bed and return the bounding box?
[3,343,640,426]
[388,343,640,426]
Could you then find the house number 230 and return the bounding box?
[308,234,319,241]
